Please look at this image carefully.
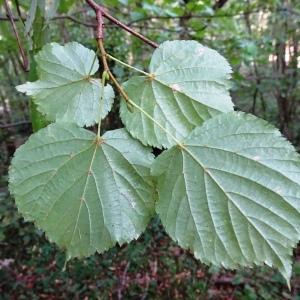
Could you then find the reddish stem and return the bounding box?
[96,9,104,39]
[85,0,158,48]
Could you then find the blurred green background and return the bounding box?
[1,0,300,299]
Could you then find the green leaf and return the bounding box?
[16,42,114,127]
[152,112,300,284]
[9,123,155,259]
[120,40,233,149]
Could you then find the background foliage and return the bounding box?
[0,0,300,299]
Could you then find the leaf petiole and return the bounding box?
[107,54,149,76]
[98,39,183,147]
[97,70,107,138]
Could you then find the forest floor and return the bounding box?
[1,188,300,300]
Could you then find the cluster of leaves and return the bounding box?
[8,39,300,285]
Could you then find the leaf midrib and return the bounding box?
[68,142,99,250]
[180,146,291,270]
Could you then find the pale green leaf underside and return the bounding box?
[120,40,233,149]
[16,42,114,127]
[152,112,300,282]
[9,123,155,258]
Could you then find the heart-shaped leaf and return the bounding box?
[152,112,300,284]
[9,123,155,259]
[16,42,114,127]
[120,40,233,148]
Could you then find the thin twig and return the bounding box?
[102,11,158,48]
[0,15,20,20]
[0,13,97,27]
[53,15,97,27]
[86,0,158,48]
[126,10,263,25]
[4,0,29,72]
[0,121,31,129]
